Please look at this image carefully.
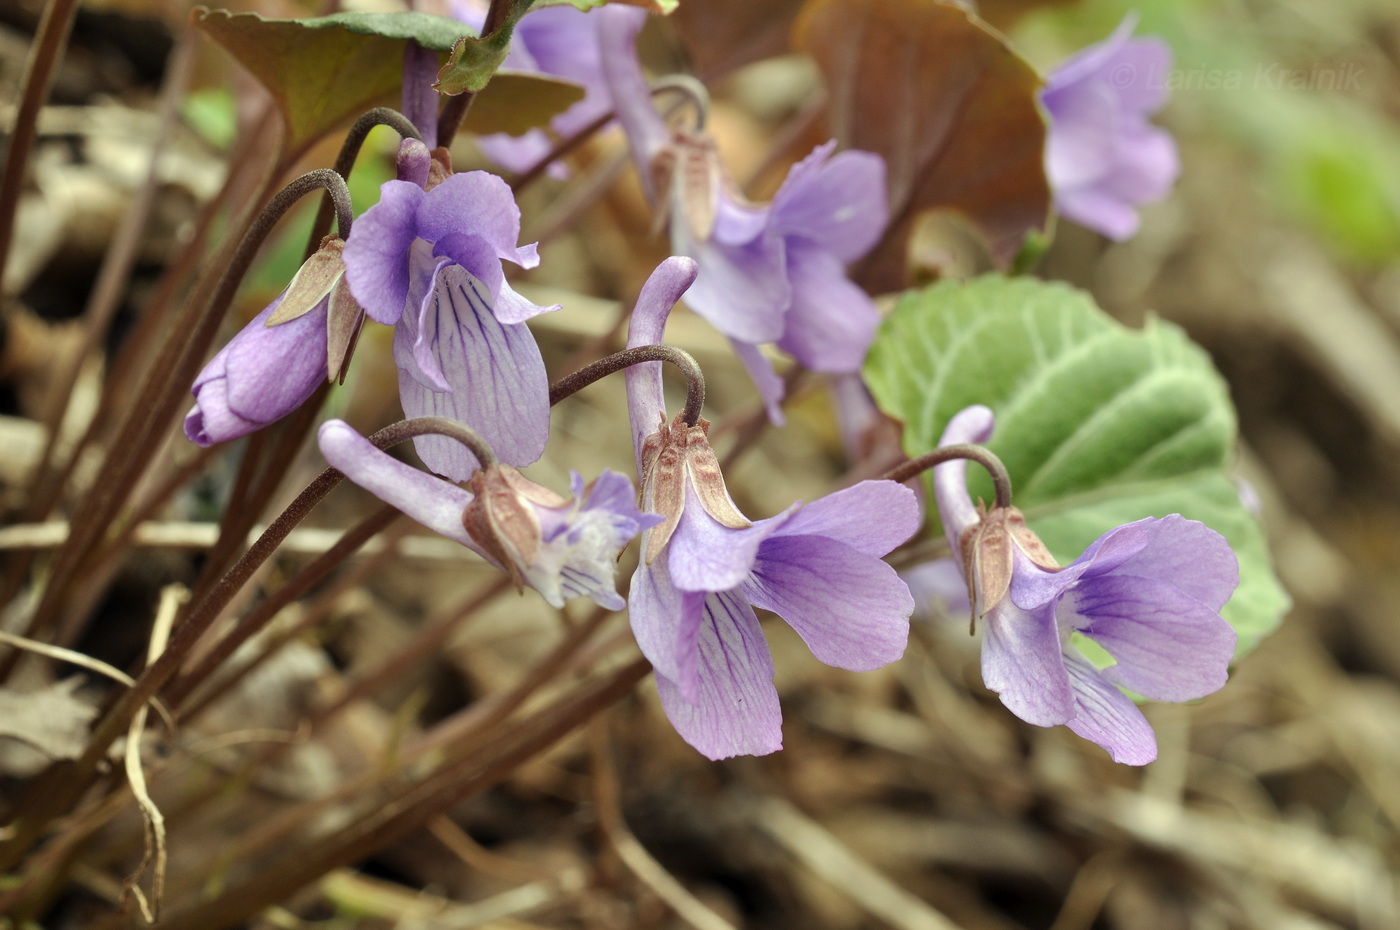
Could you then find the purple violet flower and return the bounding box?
[451,1,640,176]
[184,292,328,447]
[1041,16,1180,241]
[342,169,558,482]
[931,405,1238,765]
[624,257,919,759]
[318,419,656,610]
[598,8,888,422]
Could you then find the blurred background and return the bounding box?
[2,0,1399,927]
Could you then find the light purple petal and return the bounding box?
[1066,574,1235,701]
[597,6,669,191]
[1044,81,1121,190]
[477,129,558,177]
[654,591,783,760]
[676,214,789,345]
[342,180,424,325]
[932,405,996,551]
[742,534,911,671]
[903,558,971,621]
[775,244,878,374]
[515,5,627,138]
[771,480,919,558]
[629,558,705,699]
[225,298,328,423]
[770,142,888,262]
[417,172,532,267]
[729,339,786,426]
[980,598,1074,727]
[624,257,700,470]
[1108,514,1238,610]
[1042,14,1140,93]
[1063,650,1157,765]
[317,420,484,556]
[433,232,558,324]
[1098,123,1179,204]
[1054,184,1144,240]
[394,262,550,480]
[666,483,791,593]
[524,470,653,611]
[1010,519,1155,610]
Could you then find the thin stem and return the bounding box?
[305,107,421,257]
[0,417,495,872]
[149,657,650,930]
[0,0,79,291]
[550,345,705,426]
[879,444,1013,510]
[163,505,402,710]
[510,109,614,192]
[652,75,711,133]
[436,0,528,148]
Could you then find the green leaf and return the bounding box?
[192,8,583,158]
[864,275,1289,656]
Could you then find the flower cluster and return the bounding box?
[180,5,1240,765]
[598,7,888,421]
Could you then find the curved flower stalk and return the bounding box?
[931,405,1238,765]
[624,257,918,759]
[318,419,655,610]
[1042,15,1180,240]
[598,8,888,422]
[450,1,641,175]
[342,168,558,481]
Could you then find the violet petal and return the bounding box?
[342,180,424,325]
[393,262,550,480]
[742,534,911,671]
[1063,649,1157,765]
[654,591,783,760]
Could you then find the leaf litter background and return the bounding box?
[2,0,1400,927]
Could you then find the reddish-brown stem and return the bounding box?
[550,345,705,427]
[879,444,1013,510]
[0,0,79,290]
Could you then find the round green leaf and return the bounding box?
[864,275,1289,655]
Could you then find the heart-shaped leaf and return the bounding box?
[864,275,1289,656]
[193,8,583,158]
[794,0,1051,287]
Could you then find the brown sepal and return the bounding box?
[325,275,364,384]
[268,236,344,326]
[675,133,721,242]
[957,505,1059,634]
[682,417,750,529]
[425,146,454,191]
[461,466,544,590]
[642,415,688,565]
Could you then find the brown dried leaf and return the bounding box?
[670,0,808,81]
[0,678,98,763]
[794,0,1050,286]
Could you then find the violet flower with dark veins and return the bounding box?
[451,1,641,176]
[1041,15,1180,241]
[931,405,1238,765]
[598,7,888,422]
[318,420,656,610]
[341,169,557,481]
[623,257,918,759]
